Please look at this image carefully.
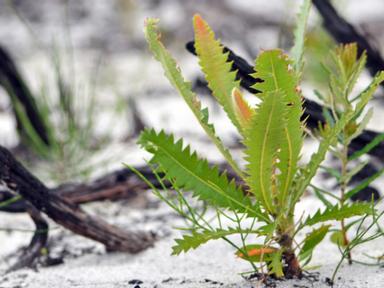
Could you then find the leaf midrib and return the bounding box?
[268,55,295,205]
[153,142,262,217]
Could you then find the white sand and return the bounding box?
[1,196,384,288]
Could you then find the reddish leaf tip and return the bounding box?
[193,14,206,33]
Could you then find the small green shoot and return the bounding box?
[313,43,384,265]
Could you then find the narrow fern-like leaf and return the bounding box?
[291,0,312,73]
[293,70,383,208]
[193,14,242,133]
[139,129,269,222]
[245,90,286,214]
[303,203,372,226]
[354,71,384,115]
[144,18,243,178]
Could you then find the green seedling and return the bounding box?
[137,2,377,280]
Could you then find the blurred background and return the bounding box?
[0,0,383,184]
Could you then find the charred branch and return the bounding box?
[6,205,48,272]
[0,145,155,253]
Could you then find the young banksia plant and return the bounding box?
[137,5,376,280]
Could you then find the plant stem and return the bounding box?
[279,235,302,278]
[277,217,302,278]
[340,140,352,264]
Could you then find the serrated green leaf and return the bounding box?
[172,228,255,255]
[269,250,284,277]
[244,90,286,214]
[252,50,303,207]
[139,129,269,222]
[144,17,243,177]
[299,225,330,262]
[193,14,242,133]
[291,0,312,73]
[303,203,372,226]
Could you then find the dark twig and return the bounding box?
[6,205,48,272]
[0,167,165,213]
[126,97,146,139]
[0,145,156,255]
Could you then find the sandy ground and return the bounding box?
[1,195,384,288]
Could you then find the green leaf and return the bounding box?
[11,98,51,156]
[303,203,372,226]
[354,71,384,116]
[144,17,243,177]
[193,14,242,133]
[330,230,347,247]
[291,0,312,73]
[327,44,367,106]
[346,108,373,143]
[341,160,369,184]
[269,250,284,278]
[258,223,277,236]
[252,50,303,207]
[139,129,269,222]
[244,90,286,214]
[345,168,384,200]
[320,165,341,181]
[349,132,384,161]
[172,228,254,255]
[312,186,333,209]
[0,195,22,209]
[299,225,330,262]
